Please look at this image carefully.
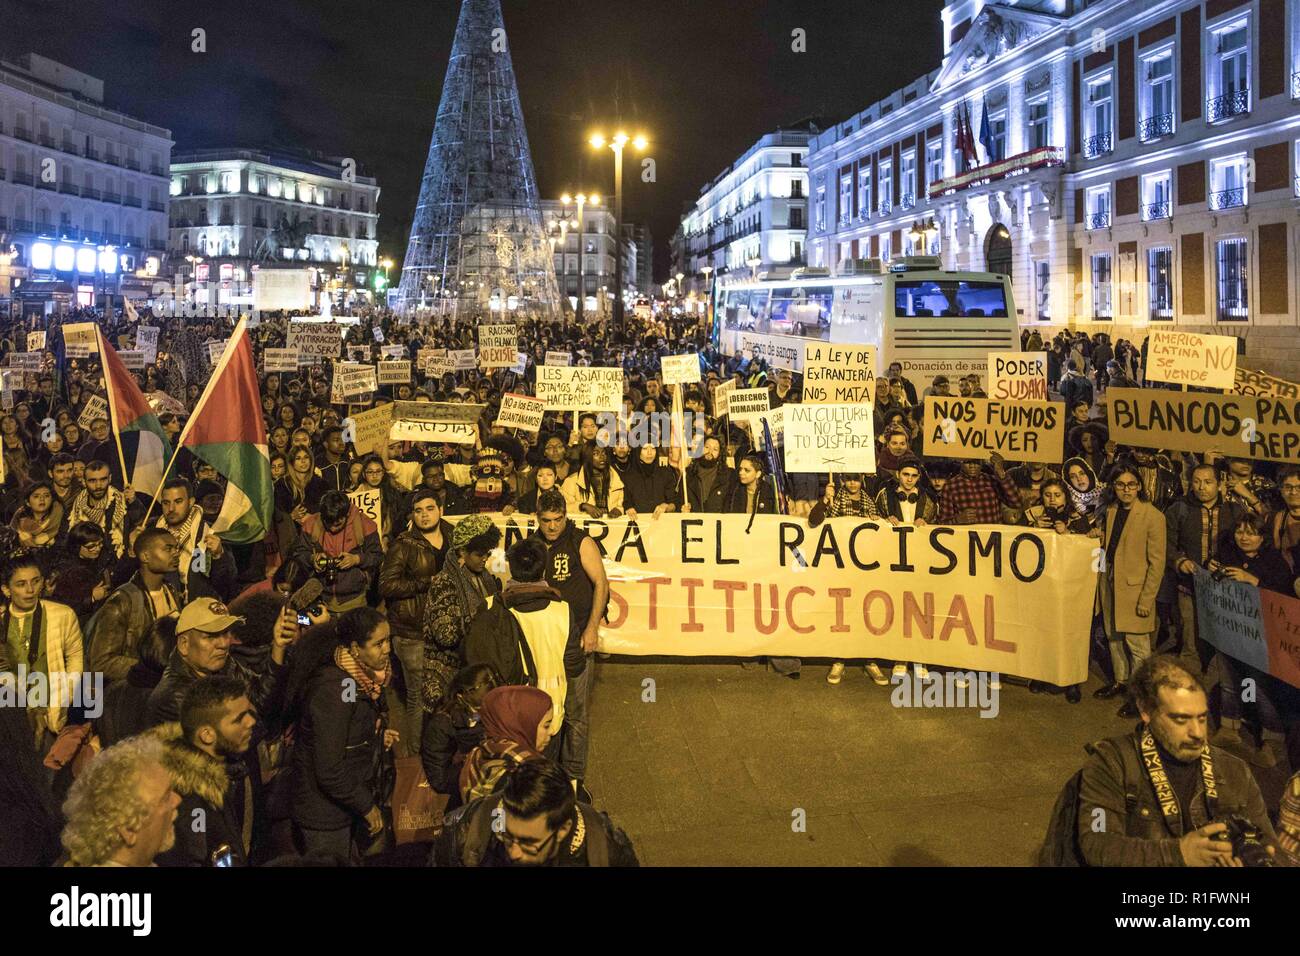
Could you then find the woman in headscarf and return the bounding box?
[11,480,64,555]
[458,684,554,805]
[420,514,502,710]
[621,443,680,519]
[1063,456,1103,527]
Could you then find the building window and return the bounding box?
[1141,171,1172,220]
[839,174,852,226]
[1091,253,1113,319]
[1141,52,1176,141]
[926,140,943,189]
[1028,99,1050,150]
[1216,237,1249,321]
[879,161,893,215]
[988,113,1007,163]
[1085,76,1114,158]
[1148,247,1174,320]
[880,233,892,262]
[1085,185,1111,229]
[900,151,917,208]
[815,183,826,232]
[1034,260,1051,321]
[1208,21,1251,122]
[857,167,872,220]
[927,228,941,257]
[790,240,803,263]
[1210,155,1249,210]
[790,180,803,198]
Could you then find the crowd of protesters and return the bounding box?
[0,299,1295,869]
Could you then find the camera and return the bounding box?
[313,554,343,585]
[1214,814,1274,867]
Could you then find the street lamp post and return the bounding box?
[589,131,647,334]
[701,264,714,329]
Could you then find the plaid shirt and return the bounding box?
[937,469,1020,524]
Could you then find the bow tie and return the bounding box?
[900,492,919,503]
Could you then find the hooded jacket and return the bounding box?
[148,723,248,867]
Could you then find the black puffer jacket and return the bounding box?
[621,461,680,515]
[377,523,451,642]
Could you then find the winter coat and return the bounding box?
[96,659,163,748]
[621,462,681,515]
[685,462,735,513]
[420,705,485,800]
[1164,494,1246,591]
[145,645,286,730]
[1096,501,1166,634]
[378,523,451,642]
[86,572,184,683]
[148,723,248,867]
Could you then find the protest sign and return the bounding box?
[453,514,1096,686]
[1144,330,1238,390]
[135,326,158,363]
[78,394,109,429]
[661,353,702,386]
[263,348,300,374]
[347,486,383,536]
[26,330,46,352]
[347,345,371,364]
[545,351,572,367]
[287,321,342,359]
[390,401,483,444]
[118,350,146,370]
[1234,366,1300,400]
[478,324,518,368]
[206,340,228,366]
[335,363,378,398]
[451,349,477,370]
[63,322,97,358]
[802,343,876,404]
[534,366,624,411]
[381,345,407,360]
[753,405,785,451]
[495,392,546,432]
[784,404,876,473]
[923,397,1065,463]
[713,379,737,418]
[347,404,394,457]
[989,352,1047,402]
[1106,389,1300,465]
[372,326,385,343]
[512,352,528,375]
[378,361,411,385]
[7,352,42,370]
[1194,570,1300,689]
[727,387,771,424]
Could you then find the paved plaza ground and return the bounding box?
[583,658,1293,867]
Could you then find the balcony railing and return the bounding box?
[1139,113,1174,142]
[856,209,870,223]
[1083,132,1113,158]
[13,128,31,142]
[12,171,31,185]
[1086,211,1111,230]
[878,199,893,216]
[58,182,78,195]
[899,194,916,210]
[125,159,140,171]
[102,191,121,204]
[123,196,142,208]
[1141,200,1171,221]
[1209,188,1246,211]
[35,179,56,191]
[37,135,55,149]
[149,200,165,212]
[1207,89,1250,123]
[82,186,100,200]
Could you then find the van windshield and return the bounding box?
[894,279,1008,318]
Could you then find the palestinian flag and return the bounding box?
[174,317,271,543]
[97,328,172,496]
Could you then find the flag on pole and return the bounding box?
[978,97,995,163]
[97,328,171,496]
[123,297,139,323]
[760,418,788,516]
[172,317,272,543]
[669,384,690,507]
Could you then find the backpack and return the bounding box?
[1037,738,1142,867]
[462,598,537,687]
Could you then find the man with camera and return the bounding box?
[289,491,384,614]
[1076,655,1277,867]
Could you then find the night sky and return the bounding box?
[2,0,945,281]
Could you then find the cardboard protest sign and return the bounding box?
[802,343,876,404]
[263,348,300,374]
[206,340,228,366]
[511,352,528,376]
[1234,366,1300,400]
[26,330,46,352]
[348,486,383,534]
[989,352,1047,401]
[390,401,483,444]
[378,361,411,385]
[495,393,546,432]
[1106,388,1300,465]
[287,321,342,359]
[753,405,785,451]
[661,353,702,386]
[63,322,97,358]
[784,403,876,472]
[478,324,518,368]
[1194,570,1300,689]
[118,350,147,370]
[545,351,572,367]
[347,345,371,364]
[451,349,477,370]
[534,366,624,411]
[1145,330,1238,390]
[347,404,394,457]
[135,326,158,364]
[372,326,385,343]
[727,387,771,424]
[78,394,109,429]
[713,379,737,418]
[381,345,407,360]
[923,397,1065,463]
[335,363,378,398]
[7,353,42,370]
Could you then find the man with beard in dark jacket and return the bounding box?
[87,528,185,684]
[152,676,256,867]
[430,758,637,867]
[622,444,681,519]
[685,435,733,513]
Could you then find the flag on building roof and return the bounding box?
[97,327,172,496]
[978,97,995,163]
[173,317,272,543]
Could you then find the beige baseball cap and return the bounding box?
[176,599,245,635]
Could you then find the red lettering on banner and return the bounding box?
[785,586,815,635]
[681,578,705,632]
[753,584,780,634]
[642,576,670,630]
[606,588,628,628]
[863,590,894,635]
[903,592,934,641]
[828,587,852,632]
[713,580,747,632]
[983,595,1016,652]
[938,595,977,645]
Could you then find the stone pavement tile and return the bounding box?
[632,814,886,867]
[741,750,868,814]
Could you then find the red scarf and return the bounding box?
[333,645,390,701]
